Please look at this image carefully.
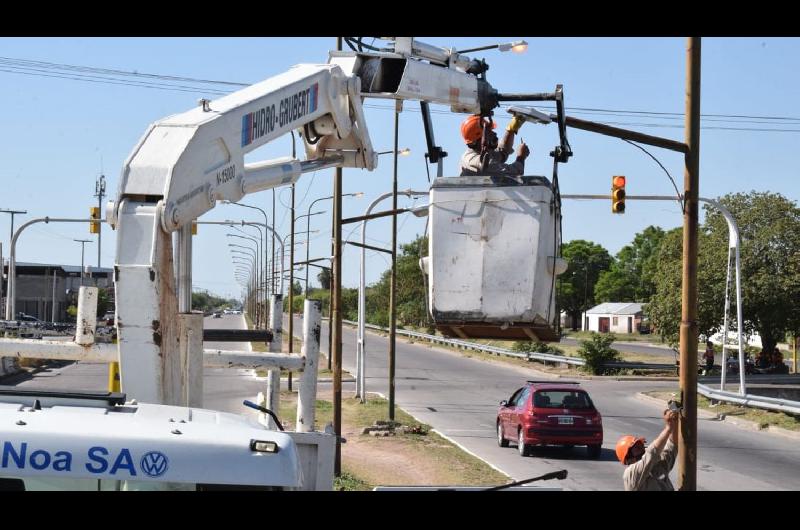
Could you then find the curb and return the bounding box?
[368,391,513,482]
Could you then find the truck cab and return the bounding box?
[0,387,304,491]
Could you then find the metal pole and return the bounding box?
[678,36,701,491]
[288,184,295,391]
[332,35,343,477]
[272,190,276,295]
[5,218,98,320]
[297,299,321,432]
[177,225,192,313]
[51,270,57,323]
[356,190,427,402]
[388,103,400,422]
[95,175,106,268]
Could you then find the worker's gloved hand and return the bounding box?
[516,141,530,160]
[507,115,525,133]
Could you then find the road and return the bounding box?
[6,313,800,490]
[296,314,800,491]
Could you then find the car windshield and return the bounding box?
[533,390,593,409]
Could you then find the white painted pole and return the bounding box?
[177,224,193,313]
[357,190,428,401]
[179,313,204,408]
[297,299,321,432]
[720,246,732,389]
[266,294,283,429]
[75,286,98,346]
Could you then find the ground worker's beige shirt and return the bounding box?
[623,439,677,491]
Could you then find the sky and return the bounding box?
[0,37,798,301]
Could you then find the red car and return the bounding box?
[497,381,603,458]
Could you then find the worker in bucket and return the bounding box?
[615,406,679,491]
[458,114,530,177]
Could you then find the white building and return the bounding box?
[583,302,644,334]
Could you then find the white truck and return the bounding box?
[0,37,568,490]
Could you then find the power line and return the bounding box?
[3,55,800,131]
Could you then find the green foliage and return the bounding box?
[96,287,112,318]
[364,235,430,329]
[647,192,800,352]
[291,280,303,296]
[577,333,621,374]
[317,268,331,290]
[557,240,613,329]
[595,226,665,304]
[66,305,78,319]
[191,290,238,313]
[512,341,564,355]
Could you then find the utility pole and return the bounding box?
[288,183,295,391]
[331,35,343,476]
[388,101,401,421]
[95,175,106,268]
[678,36,701,491]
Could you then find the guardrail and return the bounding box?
[698,383,800,416]
[342,319,675,371]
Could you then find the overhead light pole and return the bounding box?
[73,239,92,287]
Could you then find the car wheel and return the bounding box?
[587,444,602,459]
[497,422,509,448]
[518,429,530,457]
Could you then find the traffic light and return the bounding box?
[89,206,101,233]
[611,175,626,214]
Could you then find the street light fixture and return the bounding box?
[377,148,411,156]
[303,192,363,294]
[456,40,528,54]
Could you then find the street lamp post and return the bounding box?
[303,194,362,295]
[224,201,270,323]
[227,234,262,327]
[230,245,258,322]
[74,239,92,287]
[0,209,26,309]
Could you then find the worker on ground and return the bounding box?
[459,114,530,177]
[616,407,679,491]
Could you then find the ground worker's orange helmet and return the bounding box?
[460,115,496,144]
[615,435,645,465]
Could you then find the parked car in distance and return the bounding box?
[212,312,222,319]
[497,381,603,458]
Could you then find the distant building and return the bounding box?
[2,262,113,322]
[583,302,644,334]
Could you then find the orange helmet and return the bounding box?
[615,435,645,465]
[460,115,496,144]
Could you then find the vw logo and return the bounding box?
[140,451,169,478]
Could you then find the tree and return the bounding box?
[317,267,331,290]
[292,280,302,296]
[96,287,111,318]
[595,226,665,304]
[557,240,613,330]
[647,192,800,352]
[365,235,429,329]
